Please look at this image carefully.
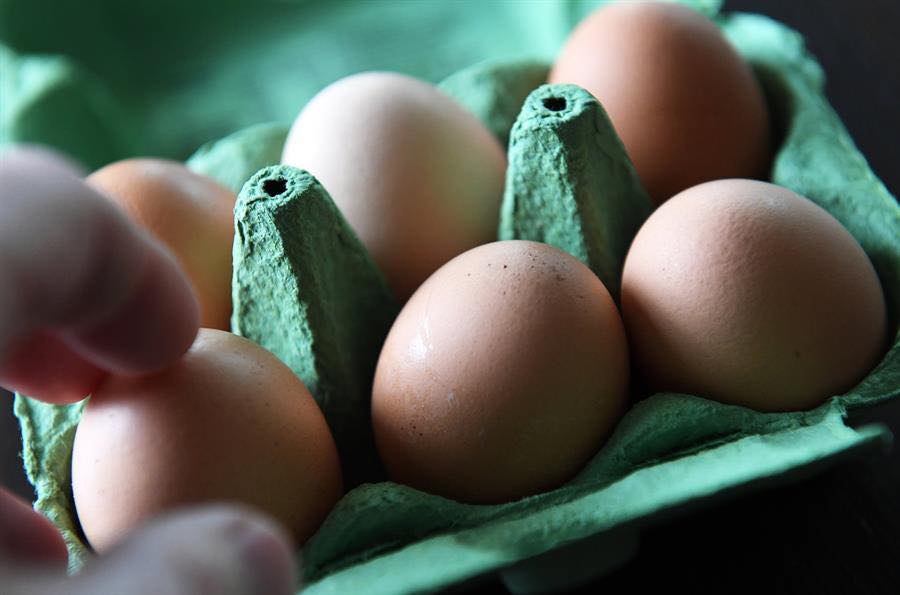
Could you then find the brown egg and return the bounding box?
[282,72,507,300]
[72,329,342,551]
[621,179,887,412]
[372,240,629,503]
[549,2,770,203]
[87,159,236,330]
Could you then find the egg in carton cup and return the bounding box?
[13,4,899,595]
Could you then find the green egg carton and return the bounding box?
[8,1,899,593]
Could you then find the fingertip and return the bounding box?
[232,511,300,595]
[1,147,201,387]
[0,487,69,566]
[1,144,87,178]
[77,505,298,595]
[66,243,201,375]
[0,332,104,404]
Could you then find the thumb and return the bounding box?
[7,505,299,595]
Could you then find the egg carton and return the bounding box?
[13,6,899,595]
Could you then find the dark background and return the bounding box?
[2,0,898,592]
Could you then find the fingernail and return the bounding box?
[236,525,298,595]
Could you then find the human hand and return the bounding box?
[0,147,297,594]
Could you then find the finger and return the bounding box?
[0,487,68,566]
[0,332,105,404]
[0,146,200,403]
[5,505,298,595]
[61,243,201,374]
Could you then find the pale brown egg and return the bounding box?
[549,2,770,204]
[281,72,507,300]
[621,179,887,412]
[72,329,343,551]
[372,240,629,503]
[87,159,236,330]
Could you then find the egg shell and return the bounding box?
[549,1,771,203]
[71,329,343,551]
[281,72,507,300]
[87,158,236,330]
[372,240,629,503]
[621,179,887,412]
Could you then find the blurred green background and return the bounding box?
[0,0,617,168]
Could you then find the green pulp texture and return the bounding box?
[8,0,900,593]
[230,166,398,486]
[499,83,653,297]
[439,59,550,150]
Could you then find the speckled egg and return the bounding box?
[372,240,629,503]
[621,179,887,411]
